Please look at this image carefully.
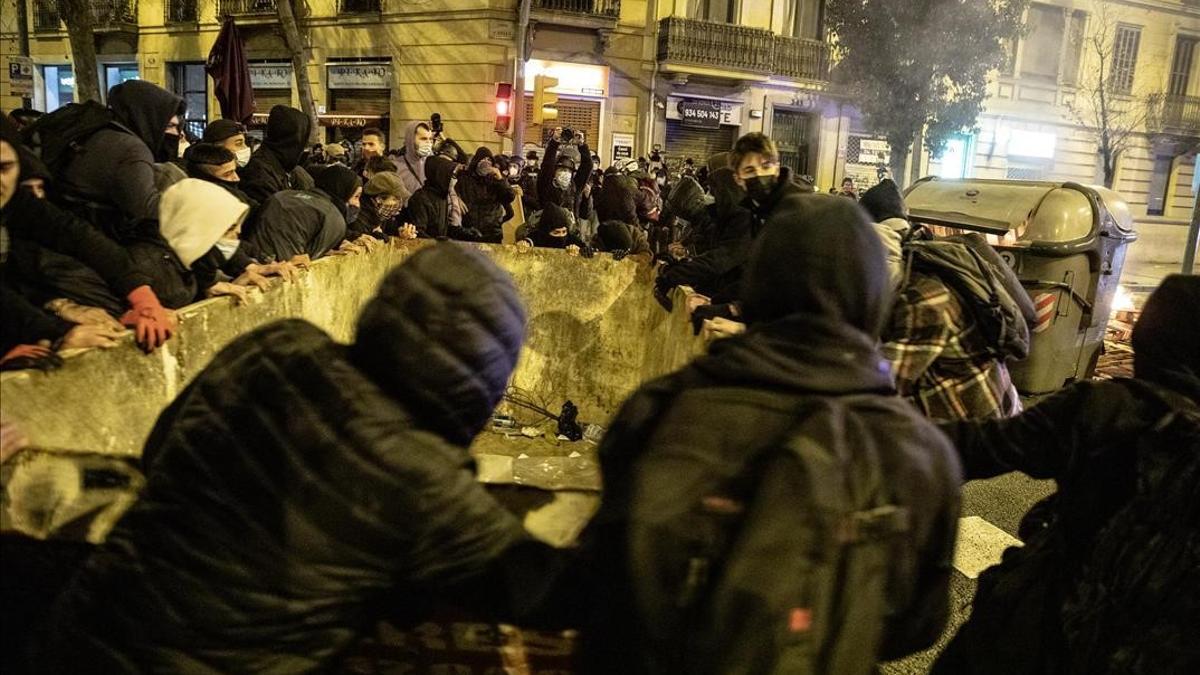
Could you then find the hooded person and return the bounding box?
[407,154,457,239]
[59,80,186,236]
[591,176,650,255]
[395,120,434,196]
[124,178,251,308]
[661,175,715,253]
[868,178,1022,422]
[578,193,962,675]
[931,274,1200,675]
[0,119,173,352]
[237,105,315,205]
[350,171,411,239]
[201,119,253,168]
[35,244,565,673]
[538,131,593,218]
[245,165,352,261]
[653,163,756,304]
[458,146,516,243]
[522,203,587,250]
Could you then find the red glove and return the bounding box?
[0,344,63,372]
[120,285,174,353]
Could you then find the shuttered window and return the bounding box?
[329,89,391,115]
[1109,24,1141,94]
[523,96,601,152]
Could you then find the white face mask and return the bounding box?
[214,237,241,260]
[555,171,571,189]
[416,140,433,158]
[235,146,252,167]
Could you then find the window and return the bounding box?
[1061,11,1087,86]
[1146,156,1173,216]
[169,63,208,139]
[1008,129,1057,159]
[1020,4,1065,82]
[104,64,140,95]
[784,0,822,40]
[42,65,74,111]
[935,134,974,180]
[1109,24,1141,94]
[1169,36,1197,96]
[688,0,736,23]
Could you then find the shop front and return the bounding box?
[664,95,742,166]
[325,61,392,144]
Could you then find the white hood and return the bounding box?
[159,179,249,268]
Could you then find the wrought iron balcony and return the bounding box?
[33,1,138,33]
[657,17,774,76]
[166,0,199,23]
[1147,94,1200,137]
[773,35,828,82]
[339,0,382,12]
[532,0,620,18]
[219,0,279,16]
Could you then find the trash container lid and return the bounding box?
[904,178,1130,245]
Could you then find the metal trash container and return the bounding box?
[904,178,1138,396]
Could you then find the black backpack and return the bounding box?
[902,231,1037,360]
[1061,382,1200,674]
[628,389,915,674]
[20,101,121,178]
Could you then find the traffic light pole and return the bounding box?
[512,0,532,154]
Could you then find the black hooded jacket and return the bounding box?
[239,106,315,205]
[458,147,516,242]
[60,81,185,226]
[538,139,593,216]
[408,155,456,238]
[655,168,756,302]
[36,245,542,673]
[313,164,361,224]
[932,274,1200,675]
[580,194,962,674]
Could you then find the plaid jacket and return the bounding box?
[883,272,1022,421]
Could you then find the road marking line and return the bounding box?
[953,516,1023,579]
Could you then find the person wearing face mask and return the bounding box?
[0,118,175,357]
[538,127,593,219]
[202,119,254,169]
[350,171,415,241]
[592,174,650,256]
[238,105,316,206]
[55,80,186,239]
[518,203,587,254]
[243,165,355,261]
[395,120,435,196]
[730,133,813,227]
[406,155,459,239]
[185,143,256,208]
[457,147,516,243]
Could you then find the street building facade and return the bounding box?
[0,0,1197,222]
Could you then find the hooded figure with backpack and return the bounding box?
[244,165,355,261]
[932,274,1200,675]
[30,81,185,239]
[579,194,962,675]
[863,179,1031,421]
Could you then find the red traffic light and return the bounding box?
[496,99,511,117]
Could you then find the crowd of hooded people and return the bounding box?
[0,80,1197,675]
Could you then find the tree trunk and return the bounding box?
[277,0,321,145]
[888,143,909,188]
[909,126,925,186]
[58,0,101,103]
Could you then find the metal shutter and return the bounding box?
[253,88,292,111]
[523,96,601,149]
[664,120,736,165]
[329,89,391,115]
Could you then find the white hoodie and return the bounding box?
[159,179,249,268]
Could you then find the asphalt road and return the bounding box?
[881,472,1055,674]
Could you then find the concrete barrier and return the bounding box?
[0,241,705,458]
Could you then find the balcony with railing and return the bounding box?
[773,35,827,82]
[339,0,382,12]
[1147,94,1200,137]
[166,0,200,23]
[33,1,138,33]
[532,0,621,29]
[657,17,774,76]
[219,0,279,17]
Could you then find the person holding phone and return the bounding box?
[537,126,594,221]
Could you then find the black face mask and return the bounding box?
[161,134,182,163]
[745,174,777,204]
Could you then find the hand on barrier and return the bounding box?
[206,282,251,305]
[47,299,124,332]
[233,269,272,292]
[0,342,63,372]
[288,254,312,269]
[566,244,581,257]
[399,223,419,240]
[120,285,175,353]
[249,261,299,283]
[701,317,747,342]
